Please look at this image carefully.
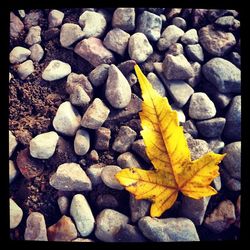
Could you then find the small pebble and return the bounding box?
[25,26,41,46]
[88,150,99,162]
[29,44,44,62]
[74,129,90,156]
[9,160,17,184]
[10,12,24,38]
[147,72,166,97]
[101,165,124,190]
[95,127,111,151]
[130,195,150,223]
[131,139,150,163]
[185,44,204,63]
[172,17,187,30]
[208,139,225,154]
[57,196,69,215]
[17,60,34,80]
[181,29,199,44]
[96,194,119,209]
[70,85,90,107]
[183,120,198,138]
[48,9,64,28]
[9,46,31,64]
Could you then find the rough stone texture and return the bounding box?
[185,44,204,63]
[60,23,84,48]
[117,60,137,76]
[70,194,95,237]
[181,29,199,44]
[10,198,23,229]
[130,195,150,223]
[79,11,107,38]
[208,139,225,154]
[103,28,130,56]
[138,217,200,242]
[88,64,110,87]
[95,209,129,242]
[131,139,150,163]
[147,72,166,97]
[183,120,198,138]
[86,163,105,186]
[223,96,241,141]
[49,163,92,191]
[74,129,90,156]
[74,37,115,67]
[101,165,124,190]
[70,85,90,107]
[47,215,77,241]
[10,12,24,38]
[25,26,41,46]
[117,152,141,169]
[112,8,135,32]
[188,62,202,88]
[42,60,71,81]
[48,10,64,28]
[81,98,110,129]
[95,127,111,150]
[202,58,241,94]
[17,60,34,80]
[128,33,153,63]
[9,46,31,64]
[189,92,216,120]
[204,200,236,233]
[199,25,236,56]
[157,25,184,51]
[105,64,132,109]
[9,160,17,184]
[57,196,69,215]
[23,11,41,28]
[136,11,162,41]
[53,101,81,136]
[29,44,44,62]
[9,130,18,158]
[24,212,48,241]
[187,137,210,161]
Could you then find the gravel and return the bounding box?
[117,152,141,169]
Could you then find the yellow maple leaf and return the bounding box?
[116,65,226,217]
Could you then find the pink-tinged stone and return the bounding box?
[74,37,115,67]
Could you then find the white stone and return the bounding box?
[25,26,41,46]
[48,10,64,28]
[10,198,23,229]
[9,46,31,64]
[17,60,34,80]
[29,44,44,62]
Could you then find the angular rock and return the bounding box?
[166,43,184,56]
[42,60,71,81]
[53,101,81,136]
[57,196,69,215]
[24,212,48,241]
[235,195,241,228]
[95,209,129,242]
[130,195,150,223]
[115,224,146,242]
[181,29,198,44]
[117,152,141,169]
[208,139,225,154]
[136,11,162,41]
[131,139,150,163]
[95,127,111,150]
[112,8,135,32]
[10,198,23,229]
[86,163,105,186]
[188,62,202,88]
[183,120,198,138]
[29,44,44,62]
[147,72,166,97]
[17,60,34,80]
[187,137,210,161]
[117,60,136,76]
[199,25,236,56]
[25,26,41,46]
[70,194,95,237]
[74,129,90,156]
[88,64,110,87]
[9,46,31,64]
[9,160,17,184]
[105,64,132,109]
[10,12,24,38]
[74,37,115,67]
[48,9,64,28]
[101,165,124,190]
[185,44,204,63]
[49,163,92,191]
[47,215,77,241]
[70,85,90,107]
[9,130,18,158]
[128,33,153,63]
[96,194,119,210]
[23,11,41,28]
[81,98,110,129]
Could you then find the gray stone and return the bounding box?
[181,29,199,44]
[49,163,92,191]
[30,131,59,159]
[42,60,71,81]
[187,137,210,161]
[70,85,90,107]
[24,212,48,241]
[10,198,23,229]
[131,139,150,163]
[86,163,105,186]
[136,11,162,41]
[60,23,84,48]
[95,127,111,150]
[202,58,241,94]
[96,194,119,209]
[105,64,132,109]
[112,126,137,153]
[138,216,200,242]
[147,72,166,96]
[220,168,241,191]
[74,37,115,67]
[223,96,241,141]
[204,200,236,233]
[183,120,198,138]
[117,60,137,76]
[48,10,64,28]
[165,43,184,56]
[88,64,110,87]
[179,196,210,225]
[79,11,107,38]
[117,152,141,169]
[10,12,24,38]
[199,25,236,56]
[57,196,69,215]
[17,60,34,80]
[81,98,110,129]
[171,104,186,123]
[215,16,240,31]
[74,129,90,156]
[157,25,184,51]
[230,52,241,68]
[189,92,216,120]
[95,209,129,242]
[9,160,17,184]
[9,46,31,64]
[101,165,124,190]
[112,8,135,32]
[208,139,225,154]
[9,130,18,158]
[130,195,150,223]
[185,44,204,63]
[29,44,44,62]
[115,224,146,242]
[196,117,226,138]
[103,28,130,56]
[172,17,186,30]
[70,194,95,237]
[188,62,202,88]
[53,101,81,136]
[25,26,41,46]
[128,33,153,63]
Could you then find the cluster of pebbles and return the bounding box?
[9,8,240,241]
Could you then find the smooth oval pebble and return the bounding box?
[74,129,90,156]
[101,165,124,190]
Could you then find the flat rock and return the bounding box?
[49,163,92,191]
[128,32,153,63]
[9,46,31,64]
[25,26,41,46]
[57,196,69,215]
[147,72,166,96]
[95,209,129,242]
[81,98,110,129]
[185,44,204,63]
[29,44,44,62]
[30,131,59,159]
[53,101,81,136]
[74,129,90,156]
[42,60,71,81]
[95,127,111,150]
[48,9,64,28]
[9,160,17,184]
[117,152,141,169]
[101,165,124,190]
[115,224,146,242]
[130,195,150,223]
[74,37,115,67]
[10,198,23,229]
[17,60,34,80]
[181,28,198,44]
[105,64,132,109]
[70,194,95,237]
[10,12,24,38]
[199,24,236,56]
[88,64,110,87]
[112,8,135,32]
[138,216,199,242]
[24,212,48,241]
[9,130,18,158]
[47,215,78,241]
